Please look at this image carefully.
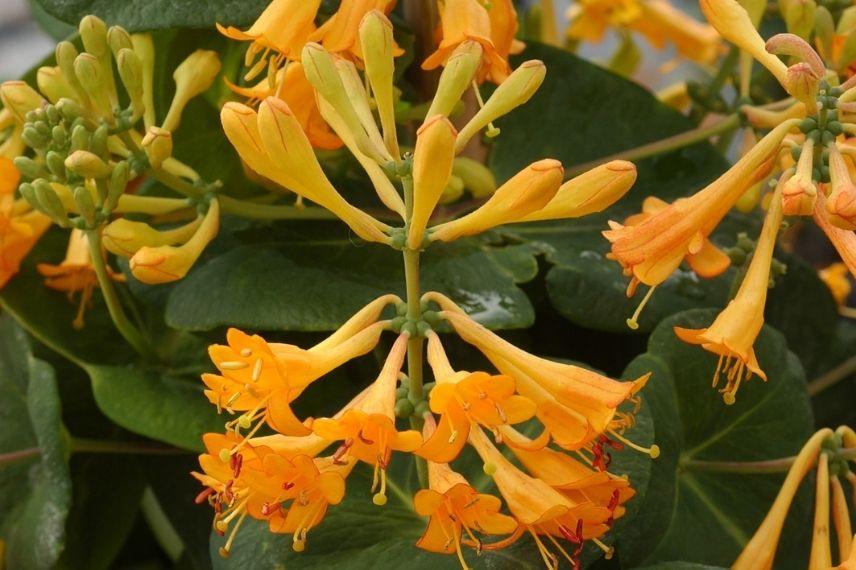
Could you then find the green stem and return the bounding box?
[681,447,856,474]
[140,488,185,563]
[565,113,741,177]
[150,167,204,200]
[807,355,856,396]
[85,229,154,359]
[217,195,337,221]
[71,437,186,455]
[0,447,40,464]
[401,174,429,489]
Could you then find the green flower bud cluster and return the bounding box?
[394,381,432,420]
[725,232,787,287]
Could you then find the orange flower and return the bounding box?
[312,334,422,505]
[202,295,397,435]
[428,292,650,455]
[825,144,856,230]
[37,229,124,329]
[224,63,341,150]
[413,419,517,567]
[819,262,852,307]
[309,0,401,61]
[416,331,535,462]
[0,161,50,289]
[815,191,856,279]
[674,177,784,404]
[422,0,511,84]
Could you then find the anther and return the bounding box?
[626,285,657,330]
[219,361,248,371]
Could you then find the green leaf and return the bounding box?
[163,227,538,332]
[0,315,72,569]
[57,455,146,570]
[615,309,814,569]
[84,364,222,452]
[490,42,737,333]
[35,0,268,31]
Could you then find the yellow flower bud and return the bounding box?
[521,160,637,222]
[301,43,391,164]
[141,126,173,169]
[117,48,145,119]
[408,115,457,249]
[440,175,466,204]
[36,67,75,104]
[80,15,118,108]
[103,217,203,257]
[162,50,221,132]
[455,60,546,153]
[131,34,156,129]
[65,150,112,179]
[426,41,483,118]
[782,140,817,216]
[431,159,564,241]
[0,81,45,122]
[838,27,856,71]
[130,199,220,284]
[360,10,398,158]
[815,7,835,59]
[781,0,817,39]
[107,26,133,56]
[54,41,92,110]
[74,53,112,118]
[452,156,496,198]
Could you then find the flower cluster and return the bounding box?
[194,5,657,567]
[733,426,856,569]
[605,0,856,404]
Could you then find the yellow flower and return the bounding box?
[422,0,512,85]
[428,292,651,455]
[416,331,536,463]
[37,229,124,329]
[129,198,220,284]
[604,119,797,301]
[486,0,525,66]
[568,0,720,65]
[674,177,784,404]
[826,144,856,230]
[413,419,518,567]
[312,333,423,505]
[734,429,833,570]
[814,192,856,279]
[408,114,457,249]
[309,0,401,61]
[102,217,203,258]
[819,262,852,306]
[0,159,51,290]
[202,295,396,435]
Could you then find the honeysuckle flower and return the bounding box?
[604,118,798,320]
[37,229,124,329]
[809,452,833,569]
[409,115,457,249]
[221,99,390,243]
[422,0,512,85]
[428,292,651,454]
[733,429,833,570]
[827,144,856,230]
[0,80,45,123]
[831,473,854,564]
[429,159,564,242]
[674,178,785,404]
[129,197,220,284]
[782,138,817,216]
[820,262,853,306]
[35,66,75,104]
[519,160,637,222]
[487,0,525,66]
[312,334,422,505]
[102,217,203,258]
[426,41,484,118]
[309,0,400,62]
[217,0,320,74]
[162,50,221,132]
[416,331,536,463]
[0,159,51,289]
[359,10,399,158]
[567,0,720,65]
[815,191,856,278]
[413,417,518,566]
[202,295,397,435]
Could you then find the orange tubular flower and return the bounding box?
[422,0,511,84]
[309,0,401,61]
[202,295,397,435]
[224,63,342,150]
[428,292,651,455]
[217,0,320,74]
[0,159,50,289]
[312,334,422,505]
[416,331,536,463]
[37,229,124,329]
[815,192,856,278]
[674,178,785,405]
[826,145,856,230]
[604,118,798,304]
[413,419,518,567]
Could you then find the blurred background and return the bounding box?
[0,0,66,80]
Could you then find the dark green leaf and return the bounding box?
[615,309,814,569]
[0,315,72,569]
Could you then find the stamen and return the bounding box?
[608,429,661,458]
[333,439,353,465]
[372,467,388,506]
[194,487,215,504]
[529,528,559,570]
[219,361,248,371]
[451,525,472,570]
[218,509,249,558]
[471,81,500,138]
[592,537,614,559]
[226,392,241,407]
[251,359,263,382]
[626,285,657,330]
[448,429,459,444]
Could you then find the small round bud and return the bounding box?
[73,185,97,226]
[13,156,43,179]
[65,150,111,179]
[394,398,414,418]
[45,151,66,178]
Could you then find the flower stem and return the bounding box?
[217,195,337,221]
[565,113,741,177]
[401,174,429,488]
[681,447,856,474]
[808,355,856,396]
[150,167,205,200]
[141,488,185,563]
[0,447,40,464]
[71,437,186,455]
[85,229,155,359]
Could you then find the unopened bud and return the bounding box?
[815,7,835,59]
[33,179,68,222]
[36,67,74,104]
[79,15,109,58]
[107,26,133,56]
[785,63,821,108]
[440,175,465,204]
[74,53,111,115]
[65,150,111,179]
[116,48,145,117]
[19,182,39,210]
[141,126,172,168]
[131,34,156,128]
[105,161,129,212]
[73,185,97,226]
[13,156,44,180]
[782,0,816,39]
[70,124,91,152]
[839,28,856,71]
[359,10,398,157]
[0,81,45,123]
[45,151,67,178]
[21,125,48,149]
[56,98,85,122]
[427,41,483,118]
[90,124,109,157]
[456,60,546,153]
[452,157,496,198]
[162,50,221,132]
